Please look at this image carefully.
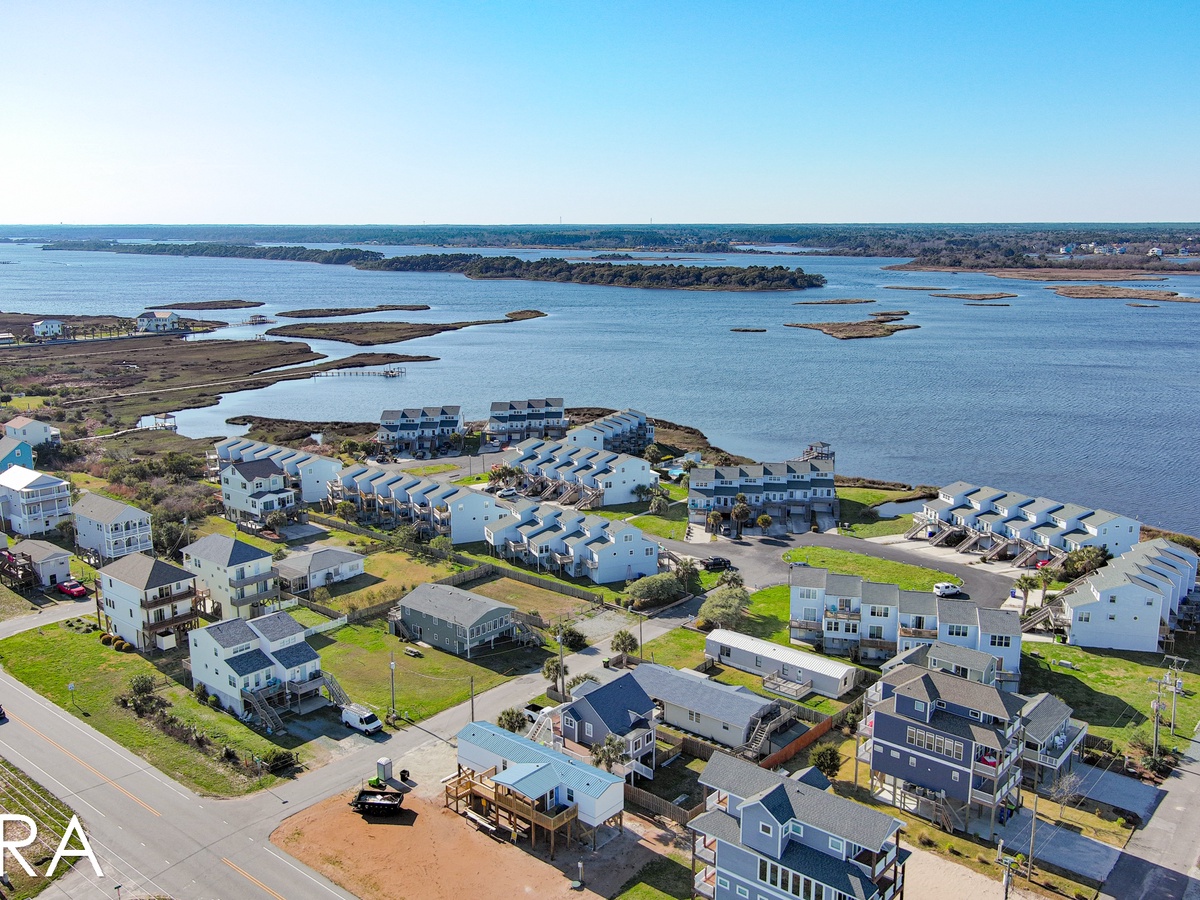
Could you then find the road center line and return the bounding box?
[223,857,288,900]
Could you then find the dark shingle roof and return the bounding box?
[183,534,271,567]
[630,664,773,730]
[228,459,285,481]
[1020,693,1072,745]
[926,641,997,674]
[272,641,319,669]
[71,492,146,525]
[9,539,71,563]
[976,607,1020,636]
[568,672,655,737]
[893,670,1024,721]
[203,617,257,649]
[898,590,937,616]
[936,598,978,626]
[98,553,192,590]
[227,648,274,677]
[250,611,305,642]
[791,766,832,791]
[399,583,514,627]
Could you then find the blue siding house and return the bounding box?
[689,752,907,900]
[556,673,657,781]
[0,437,33,472]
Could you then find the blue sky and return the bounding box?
[2,2,1195,224]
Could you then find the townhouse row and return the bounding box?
[913,481,1141,565]
[564,408,654,454]
[212,437,344,503]
[687,442,837,533]
[499,437,658,507]
[789,566,1023,689]
[376,406,464,453]
[485,397,568,444]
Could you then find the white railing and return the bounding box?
[305,615,348,636]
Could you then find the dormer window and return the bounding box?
[759,822,773,837]
[913,700,926,713]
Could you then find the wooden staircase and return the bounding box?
[905,518,932,539]
[957,531,985,553]
[929,526,963,547]
[322,672,352,708]
[576,485,604,509]
[242,688,287,735]
[983,538,1013,561]
[1020,600,1061,633]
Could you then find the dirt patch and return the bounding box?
[272,789,669,900]
[930,292,1017,300]
[786,309,918,340]
[146,299,264,310]
[267,310,547,346]
[276,304,432,318]
[1047,285,1192,301]
[792,298,876,305]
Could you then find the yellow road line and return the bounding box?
[10,711,161,817]
[223,857,288,900]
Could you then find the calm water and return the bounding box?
[1,241,1197,533]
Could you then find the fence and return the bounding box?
[439,562,605,605]
[623,784,706,826]
[305,616,348,637]
[759,716,836,769]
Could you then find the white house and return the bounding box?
[136,310,180,332]
[7,540,73,588]
[4,416,61,448]
[182,533,279,621]
[704,629,860,700]
[97,552,200,651]
[219,458,297,525]
[188,611,324,717]
[1059,538,1199,652]
[275,547,365,596]
[212,438,343,504]
[0,466,72,536]
[455,721,625,829]
[500,438,658,507]
[31,320,63,338]
[72,492,154,563]
[565,409,654,454]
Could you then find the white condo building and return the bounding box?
[0,466,72,536]
[212,438,343,504]
[72,492,154,562]
[500,438,657,507]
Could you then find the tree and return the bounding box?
[312,586,332,606]
[627,573,683,608]
[56,518,76,545]
[649,495,669,516]
[756,513,773,533]
[633,484,654,503]
[810,743,842,781]
[497,707,527,733]
[1014,574,1039,615]
[335,500,356,523]
[674,557,698,592]
[1050,770,1083,817]
[429,535,453,554]
[730,502,752,537]
[707,510,724,534]
[557,625,587,651]
[543,656,567,691]
[611,629,639,655]
[716,569,744,590]
[265,510,287,533]
[698,586,750,630]
[129,674,156,697]
[590,733,630,773]
[1061,545,1109,580]
[680,459,697,472]
[566,673,599,693]
[1038,567,1056,606]
[644,445,663,464]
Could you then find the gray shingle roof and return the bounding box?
[893,669,1025,721]
[825,573,863,597]
[1020,693,1072,745]
[789,566,829,589]
[182,534,271,567]
[926,641,997,674]
[227,648,274,677]
[203,617,257,649]
[275,547,364,579]
[898,590,937,616]
[98,552,192,590]
[9,539,71,563]
[251,611,305,642]
[227,459,285,481]
[936,598,978,626]
[630,664,773,730]
[272,641,319,669]
[399,583,515,628]
[976,607,1020,636]
[72,492,147,525]
[566,672,655,737]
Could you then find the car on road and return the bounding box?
[933,582,960,597]
[497,487,517,499]
[56,580,87,598]
[703,557,734,571]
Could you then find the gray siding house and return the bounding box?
[690,752,907,900]
[389,583,516,657]
[630,663,778,749]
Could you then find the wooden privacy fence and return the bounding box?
[624,784,706,826]
[437,562,605,605]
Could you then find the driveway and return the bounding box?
[970,807,1122,882]
[1073,763,1164,823]
[658,530,1014,606]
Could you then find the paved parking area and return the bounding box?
[1074,763,1164,822]
[971,807,1122,881]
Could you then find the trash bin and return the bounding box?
[399,768,410,783]
[377,757,393,782]
[602,658,610,669]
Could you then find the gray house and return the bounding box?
[557,672,657,780]
[630,663,778,749]
[389,583,516,657]
[882,640,999,687]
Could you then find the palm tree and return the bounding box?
[675,557,698,592]
[706,510,723,534]
[590,733,629,773]
[1038,567,1056,606]
[731,502,752,538]
[497,707,527,733]
[1014,574,1039,615]
[756,513,773,533]
[716,569,744,590]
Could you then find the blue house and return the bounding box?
[859,665,1026,837]
[689,752,907,900]
[0,437,33,472]
[556,672,657,781]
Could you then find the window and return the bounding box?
[1109,595,1117,603]
[1146,599,1155,606]
[584,722,593,738]
[829,836,844,855]
[754,656,762,668]
[566,788,574,803]
[1078,612,1091,623]
[947,624,969,637]
[869,605,891,618]
[229,675,235,687]
[913,700,925,713]
[688,710,701,724]
[909,756,916,766]
[759,822,773,837]
[737,888,749,899]
[717,877,729,890]
[989,635,1011,648]
[720,645,731,658]
[1108,613,1116,621]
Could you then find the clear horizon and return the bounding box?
[4,1,1196,224]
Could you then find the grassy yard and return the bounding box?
[587,501,651,522]
[463,573,593,622]
[451,472,490,486]
[629,504,689,541]
[641,753,708,806]
[660,482,689,501]
[0,756,79,898]
[0,584,39,622]
[836,487,916,538]
[194,515,280,554]
[782,547,959,591]
[613,853,693,900]
[320,549,459,613]
[312,618,548,720]
[1020,642,1200,752]
[454,542,628,606]
[286,605,334,629]
[0,620,295,796]
[405,463,458,477]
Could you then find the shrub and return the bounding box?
[976,854,991,865]
[194,683,209,703]
[810,743,842,780]
[119,642,135,652]
[557,625,587,651]
[946,842,958,855]
[611,629,638,655]
[206,694,221,709]
[626,573,683,608]
[1128,727,1153,754]
[100,633,114,645]
[917,832,937,848]
[261,748,296,771]
[129,674,156,696]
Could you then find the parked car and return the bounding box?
[496,488,517,499]
[341,704,383,735]
[703,557,733,571]
[1035,559,1053,569]
[57,580,87,598]
[933,582,960,597]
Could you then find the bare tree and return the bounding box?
[1050,770,1083,817]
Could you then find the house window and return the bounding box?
[1109,595,1117,603]
[720,645,731,658]
[584,722,593,738]
[566,788,574,803]
[688,710,701,723]
[1078,612,1091,623]
[989,635,1011,648]
[759,822,772,837]
[754,656,762,668]
[952,771,960,781]
[829,836,844,855]
[869,605,890,618]
[1108,614,1116,621]
[913,700,925,713]
[947,624,969,637]
[716,877,729,890]
[736,888,749,899]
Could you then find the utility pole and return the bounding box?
[1148,672,1172,757]
[389,654,396,718]
[1027,792,1038,879]
[1164,655,1188,737]
[470,675,475,722]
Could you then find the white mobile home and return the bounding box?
[704,629,860,699]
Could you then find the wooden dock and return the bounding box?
[312,367,405,378]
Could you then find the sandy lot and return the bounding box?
[273,787,678,900]
[904,846,1039,899]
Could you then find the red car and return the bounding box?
[57,580,87,598]
[1035,559,1053,569]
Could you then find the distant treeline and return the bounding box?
[43,242,826,291]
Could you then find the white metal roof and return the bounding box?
[705,629,858,680]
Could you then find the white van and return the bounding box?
[341,703,383,735]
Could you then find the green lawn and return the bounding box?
[286,605,334,628]
[1020,642,1200,752]
[451,472,490,486]
[463,573,593,622]
[0,584,38,622]
[835,487,922,538]
[405,463,458,477]
[194,516,280,553]
[613,854,694,900]
[320,549,459,613]
[640,753,708,806]
[629,504,689,541]
[660,482,689,501]
[454,542,628,606]
[781,547,959,591]
[0,756,79,898]
[0,621,294,796]
[587,501,652,521]
[312,619,549,720]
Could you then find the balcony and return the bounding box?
[853,842,897,881]
[857,738,875,763]
[694,835,716,864]
[231,586,280,607]
[705,791,728,812]
[583,557,599,570]
[141,587,199,609]
[790,618,822,632]
[146,608,198,632]
[826,608,861,621]
[228,568,280,589]
[899,626,937,639]
[859,638,898,652]
[762,673,812,700]
[1026,719,1087,769]
[970,773,1019,807]
[694,866,716,899]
